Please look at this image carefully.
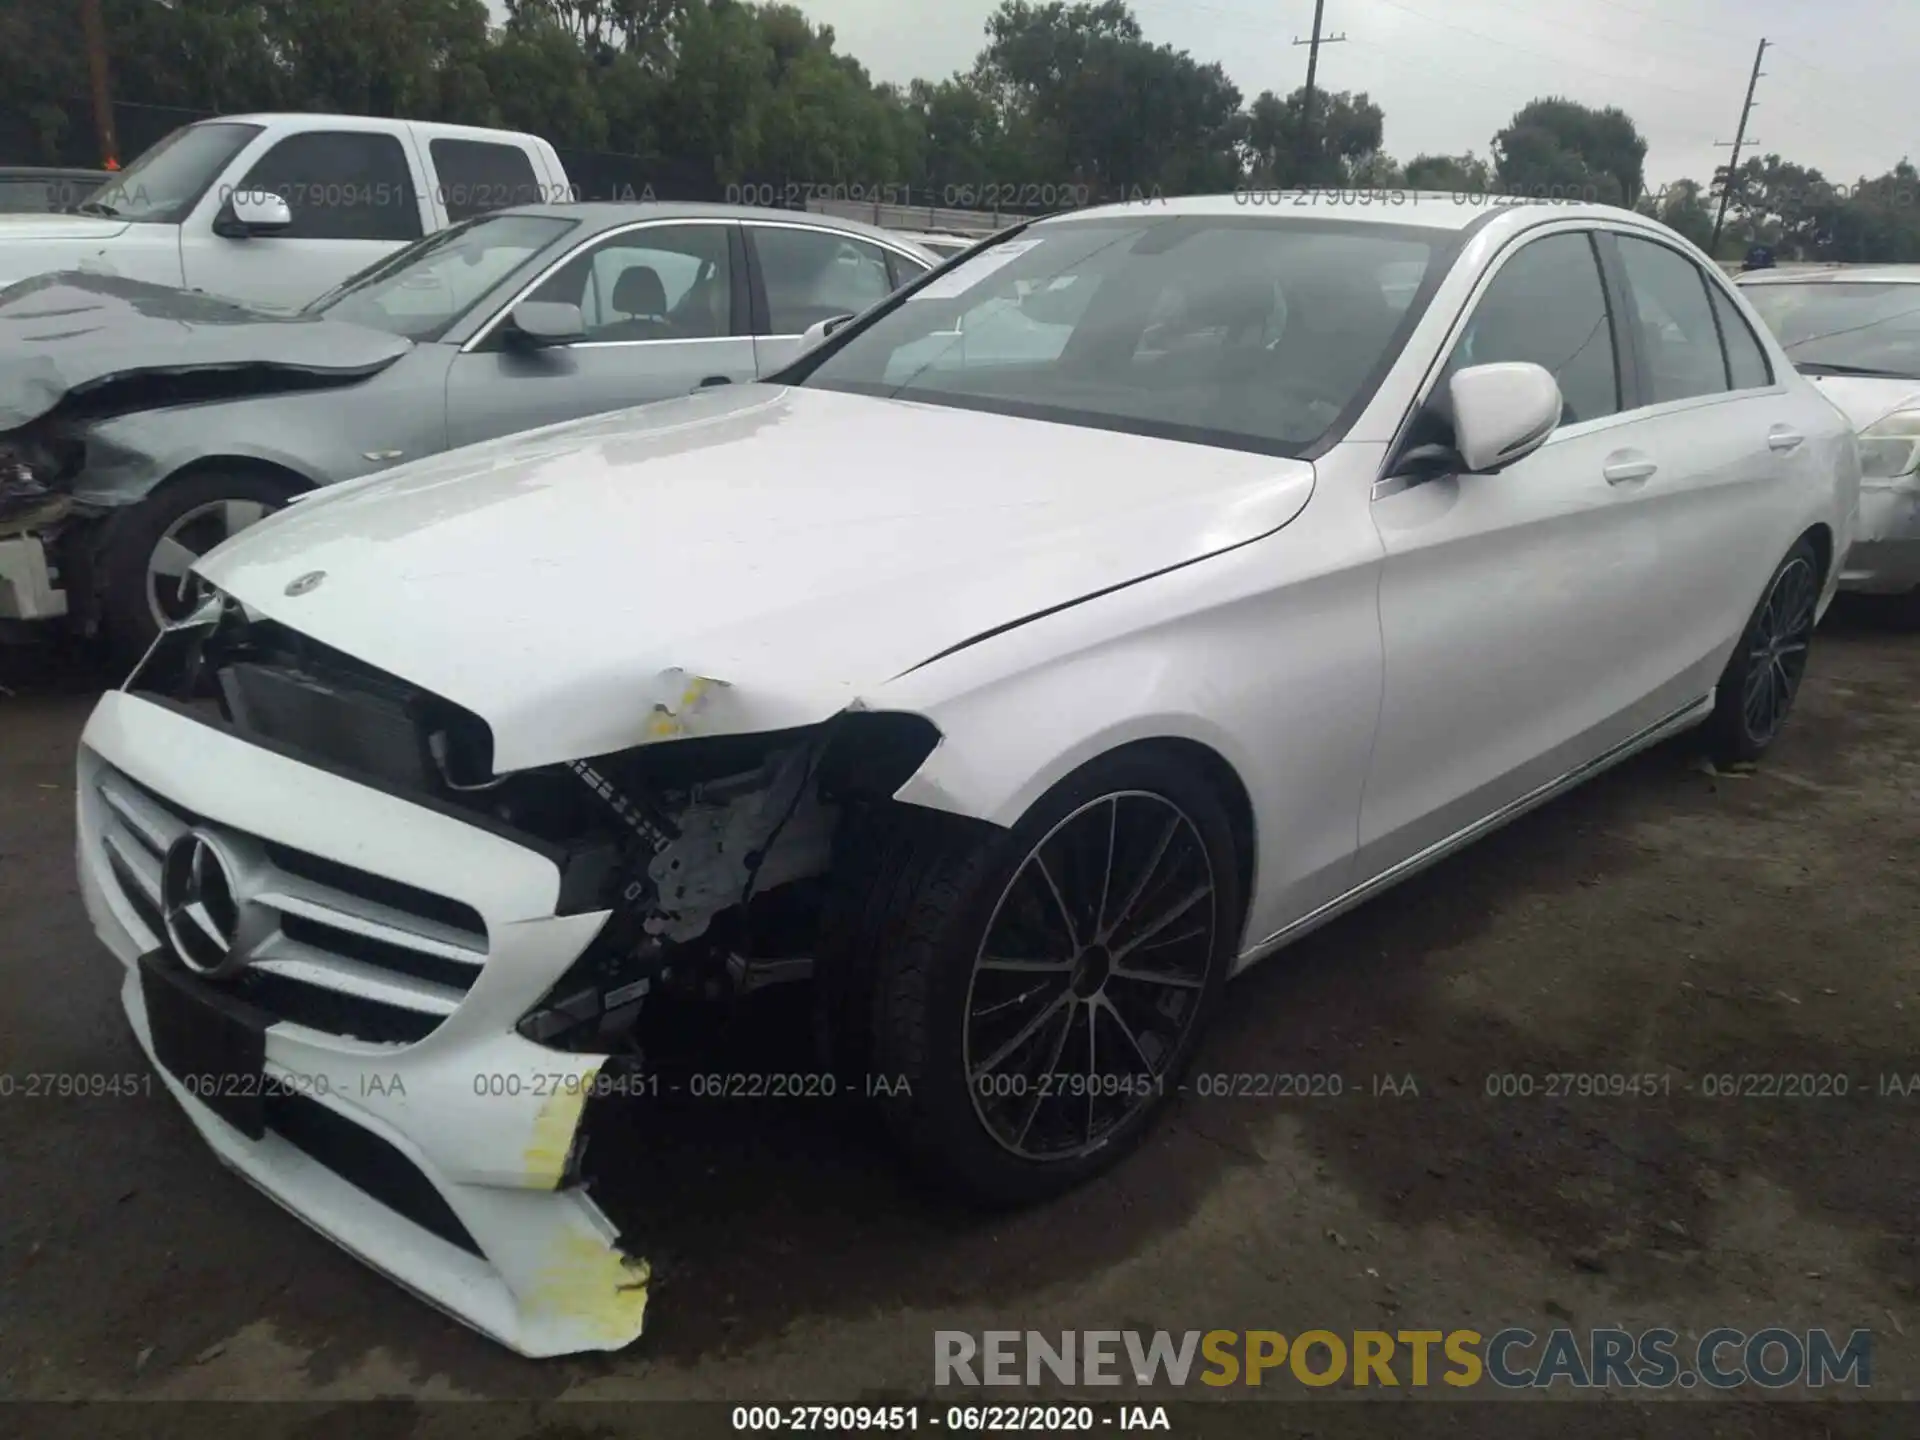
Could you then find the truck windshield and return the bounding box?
[309,213,578,342]
[75,122,263,224]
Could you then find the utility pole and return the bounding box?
[78,0,119,169]
[1708,37,1767,257]
[1292,0,1347,182]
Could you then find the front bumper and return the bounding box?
[1838,477,1920,595]
[76,690,649,1358]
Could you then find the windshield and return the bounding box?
[309,213,578,342]
[1742,281,1920,379]
[798,216,1443,453]
[77,122,262,224]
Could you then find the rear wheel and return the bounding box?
[99,466,300,673]
[837,748,1241,1205]
[1703,536,1821,764]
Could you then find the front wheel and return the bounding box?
[98,467,300,674]
[840,748,1243,1205]
[1703,536,1822,764]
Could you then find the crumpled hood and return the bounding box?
[0,212,130,243]
[0,271,411,430]
[198,385,1318,772]
[1804,372,1920,432]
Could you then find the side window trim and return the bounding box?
[462,219,739,353]
[1591,230,1648,411]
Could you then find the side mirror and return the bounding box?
[215,189,293,238]
[504,300,585,348]
[799,313,856,351]
[1447,362,1562,473]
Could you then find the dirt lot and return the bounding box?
[2,604,1917,1428]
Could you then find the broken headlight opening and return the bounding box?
[131,594,943,1057]
[0,431,81,535]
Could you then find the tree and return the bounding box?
[1404,151,1493,194]
[972,1,1244,194]
[1492,97,1646,206]
[1244,87,1383,187]
[1637,176,1714,251]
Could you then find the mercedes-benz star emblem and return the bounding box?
[285,570,326,597]
[160,831,271,978]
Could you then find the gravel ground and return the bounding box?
[1,601,1916,1431]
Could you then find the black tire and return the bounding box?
[832,747,1243,1206]
[99,466,301,675]
[1702,535,1822,765]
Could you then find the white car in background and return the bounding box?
[75,195,1855,1357]
[1740,265,1920,608]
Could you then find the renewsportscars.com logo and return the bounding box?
[934,1327,1873,1390]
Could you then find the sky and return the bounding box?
[786,0,1919,191]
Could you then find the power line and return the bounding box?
[1708,37,1767,254]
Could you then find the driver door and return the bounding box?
[1359,227,1672,877]
[444,220,757,450]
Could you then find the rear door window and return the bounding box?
[1708,284,1774,389]
[751,226,896,333]
[430,139,548,222]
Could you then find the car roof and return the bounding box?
[1737,265,1920,285]
[1035,191,1655,234]
[499,201,939,257]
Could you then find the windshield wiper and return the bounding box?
[1795,360,1918,379]
[74,200,120,218]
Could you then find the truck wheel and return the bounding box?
[99,467,300,674]
[839,747,1241,1206]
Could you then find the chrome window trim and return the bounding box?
[738,216,935,270]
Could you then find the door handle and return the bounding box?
[1767,426,1805,452]
[695,375,732,389]
[1602,452,1657,485]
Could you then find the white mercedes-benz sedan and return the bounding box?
[74,194,1858,1357]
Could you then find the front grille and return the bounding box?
[94,765,489,1045]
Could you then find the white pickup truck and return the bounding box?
[0,113,571,309]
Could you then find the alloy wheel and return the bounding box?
[146,498,276,629]
[962,791,1217,1161]
[1742,556,1816,746]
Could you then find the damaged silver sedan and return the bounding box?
[0,204,934,664]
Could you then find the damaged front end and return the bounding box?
[0,271,409,638]
[138,594,939,1035]
[116,592,940,1350]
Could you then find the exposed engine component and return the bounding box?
[641,741,834,945]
